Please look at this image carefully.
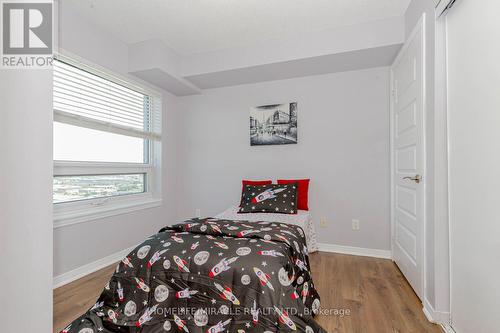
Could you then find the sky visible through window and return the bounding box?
[53,122,145,163]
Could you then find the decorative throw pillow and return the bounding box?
[277,179,310,210]
[239,183,298,214]
[239,179,273,206]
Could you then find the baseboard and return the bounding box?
[423,297,451,326]
[53,245,136,289]
[317,242,392,259]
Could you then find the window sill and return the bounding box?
[53,197,162,229]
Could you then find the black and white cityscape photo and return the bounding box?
[250,102,298,146]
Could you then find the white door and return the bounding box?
[391,15,425,300]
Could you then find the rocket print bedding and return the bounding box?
[61,218,326,333]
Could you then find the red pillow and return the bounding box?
[240,180,272,206]
[277,179,310,211]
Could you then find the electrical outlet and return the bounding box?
[320,218,328,228]
[352,219,360,230]
[195,209,201,218]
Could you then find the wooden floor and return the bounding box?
[53,252,442,333]
[53,264,117,333]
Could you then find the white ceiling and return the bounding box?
[65,0,411,55]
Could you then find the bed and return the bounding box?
[61,217,326,333]
[215,205,319,253]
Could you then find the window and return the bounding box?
[53,174,146,204]
[53,56,162,226]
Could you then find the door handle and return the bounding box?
[403,174,421,184]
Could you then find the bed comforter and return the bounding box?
[61,218,326,333]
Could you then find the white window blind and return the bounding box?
[53,58,161,140]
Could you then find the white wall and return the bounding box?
[176,67,391,250]
[0,70,53,331]
[53,1,178,277]
[447,1,500,332]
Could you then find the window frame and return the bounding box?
[53,52,162,228]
